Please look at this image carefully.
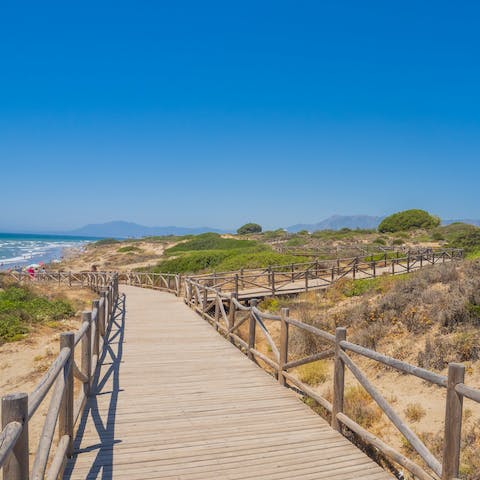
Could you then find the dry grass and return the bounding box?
[404,403,426,423]
[295,360,328,385]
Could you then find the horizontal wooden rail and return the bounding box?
[0,273,120,480]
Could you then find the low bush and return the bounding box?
[166,233,256,253]
[92,238,120,246]
[117,245,142,253]
[296,360,328,385]
[404,403,426,423]
[0,285,75,344]
[344,385,382,429]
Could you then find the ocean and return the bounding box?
[0,233,96,270]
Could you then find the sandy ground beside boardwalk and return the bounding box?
[0,284,96,466]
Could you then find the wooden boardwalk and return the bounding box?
[64,285,392,479]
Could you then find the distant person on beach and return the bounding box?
[91,265,98,272]
[27,266,35,279]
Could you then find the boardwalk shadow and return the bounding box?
[64,293,126,480]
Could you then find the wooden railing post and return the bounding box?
[59,332,74,457]
[228,293,237,344]
[331,327,347,431]
[271,270,276,295]
[214,296,219,331]
[92,301,100,359]
[99,290,107,337]
[175,274,181,296]
[1,393,29,480]
[278,308,289,386]
[248,299,258,360]
[305,271,309,292]
[81,312,92,396]
[234,274,239,297]
[291,264,295,281]
[442,363,465,480]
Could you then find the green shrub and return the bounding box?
[152,250,234,273]
[166,233,256,253]
[373,237,386,245]
[117,245,142,253]
[0,286,75,344]
[262,229,287,240]
[92,238,120,246]
[378,209,440,233]
[237,223,262,235]
[392,238,404,245]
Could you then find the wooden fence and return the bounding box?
[192,248,464,298]
[7,271,182,297]
[0,274,120,480]
[184,277,479,480]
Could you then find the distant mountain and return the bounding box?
[286,215,384,233]
[442,219,480,227]
[67,221,229,238]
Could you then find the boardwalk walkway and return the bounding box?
[65,285,392,479]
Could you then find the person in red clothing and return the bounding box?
[27,266,35,279]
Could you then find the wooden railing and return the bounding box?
[120,271,181,296]
[7,271,182,297]
[183,277,479,480]
[6,248,462,302]
[0,273,121,480]
[191,248,464,298]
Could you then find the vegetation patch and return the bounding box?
[237,223,262,234]
[166,233,256,253]
[378,209,440,233]
[92,238,120,246]
[117,245,142,253]
[296,360,328,385]
[0,285,75,344]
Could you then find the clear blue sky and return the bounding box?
[1,1,479,231]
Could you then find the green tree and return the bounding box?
[378,209,440,233]
[237,223,262,235]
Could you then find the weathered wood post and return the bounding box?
[372,260,376,278]
[240,268,244,289]
[92,301,100,359]
[228,293,237,344]
[59,332,75,457]
[234,274,239,298]
[214,296,219,331]
[384,253,387,267]
[175,274,181,297]
[99,290,107,337]
[291,264,295,282]
[278,308,289,386]
[1,392,29,480]
[271,270,276,295]
[392,259,395,275]
[441,363,465,480]
[81,312,92,396]
[248,299,258,360]
[331,327,347,431]
[331,266,335,283]
[407,254,411,273]
[305,271,309,292]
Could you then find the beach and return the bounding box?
[0,233,94,270]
